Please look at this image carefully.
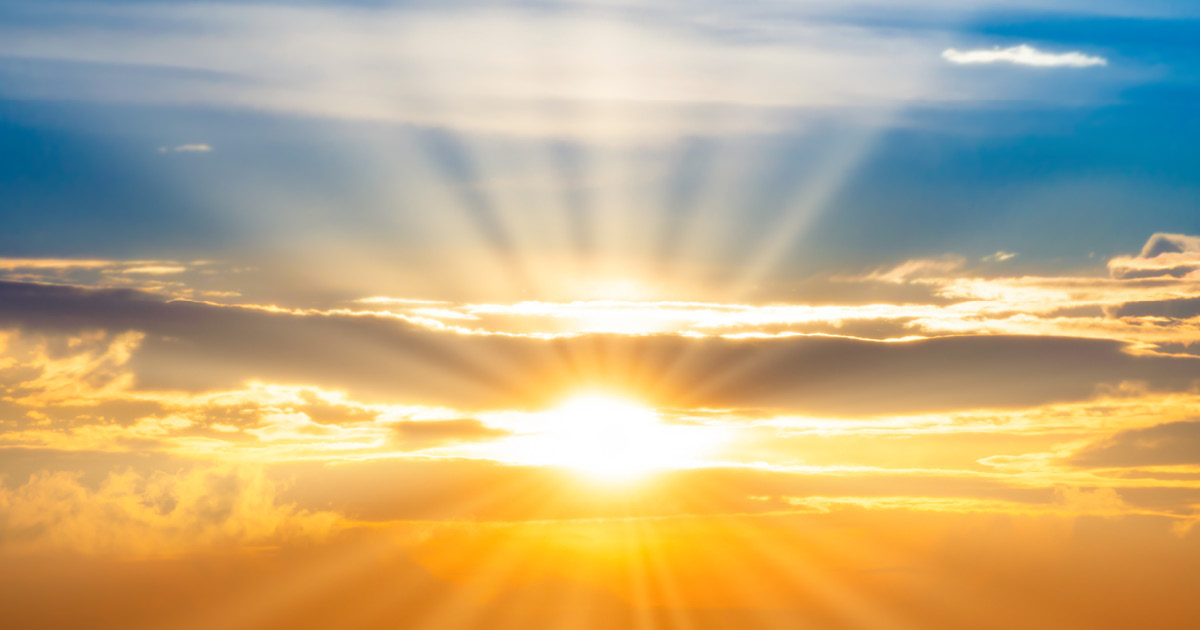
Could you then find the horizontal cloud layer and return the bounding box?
[4,280,1198,414]
[0,2,1131,137]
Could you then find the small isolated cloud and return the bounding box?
[942,44,1107,68]
[981,251,1017,263]
[158,144,213,153]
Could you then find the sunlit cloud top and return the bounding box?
[3,1,1200,627]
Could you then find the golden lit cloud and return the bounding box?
[0,465,339,556]
[3,0,1198,625]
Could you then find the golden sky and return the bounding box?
[5,232,1200,628]
[4,1,1200,628]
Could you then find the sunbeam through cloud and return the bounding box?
[2,1,1199,628]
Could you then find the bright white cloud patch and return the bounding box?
[942,44,1107,68]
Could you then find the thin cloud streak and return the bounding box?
[942,44,1108,67]
[158,143,214,153]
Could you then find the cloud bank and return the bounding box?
[4,280,1198,415]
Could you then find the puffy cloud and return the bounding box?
[1140,233,1200,258]
[0,465,338,555]
[942,44,1107,67]
[1109,232,1200,279]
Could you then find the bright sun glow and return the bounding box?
[482,393,725,482]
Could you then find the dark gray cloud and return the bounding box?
[3,281,1200,414]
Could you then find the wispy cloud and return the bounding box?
[0,4,1018,138]
[981,251,1017,262]
[158,144,213,153]
[942,44,1108,68]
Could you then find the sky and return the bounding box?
[2,1,1200,628]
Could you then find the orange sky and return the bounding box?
[5,234,1200,627]
[4,0,1200,627]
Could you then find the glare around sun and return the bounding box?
[476,393,726,482]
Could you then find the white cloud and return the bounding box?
[159,144,213,153]
[942,44,1107,68]
[0,5,968,138]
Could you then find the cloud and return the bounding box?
[244,411,385,447]
[158,144,213,153]
[0,3,1071,138]
[0,258,116,270]
[942,44,1107,68]
[9,322,1200,518]
[1140,233,1200,258]
[359,297,450,306]
[862,255,966,283]
[0,258,232,301]
[392,418,511,450]
[981,251,1017,263]
[814,234,1200,352]
[1109,232,1200,279]
[120,265,189,275]
[1072,421,1200,468]
[8,502,1200,629]
[4,280,1200,415]
[0,465,338,555]
[1109,297,1200,319]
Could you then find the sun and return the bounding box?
[500,392,723,482]
[464,391,728,482]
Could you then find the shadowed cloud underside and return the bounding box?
[3,0,1200,628]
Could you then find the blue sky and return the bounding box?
[9,5,1200,627]
[1,0,1198,298]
